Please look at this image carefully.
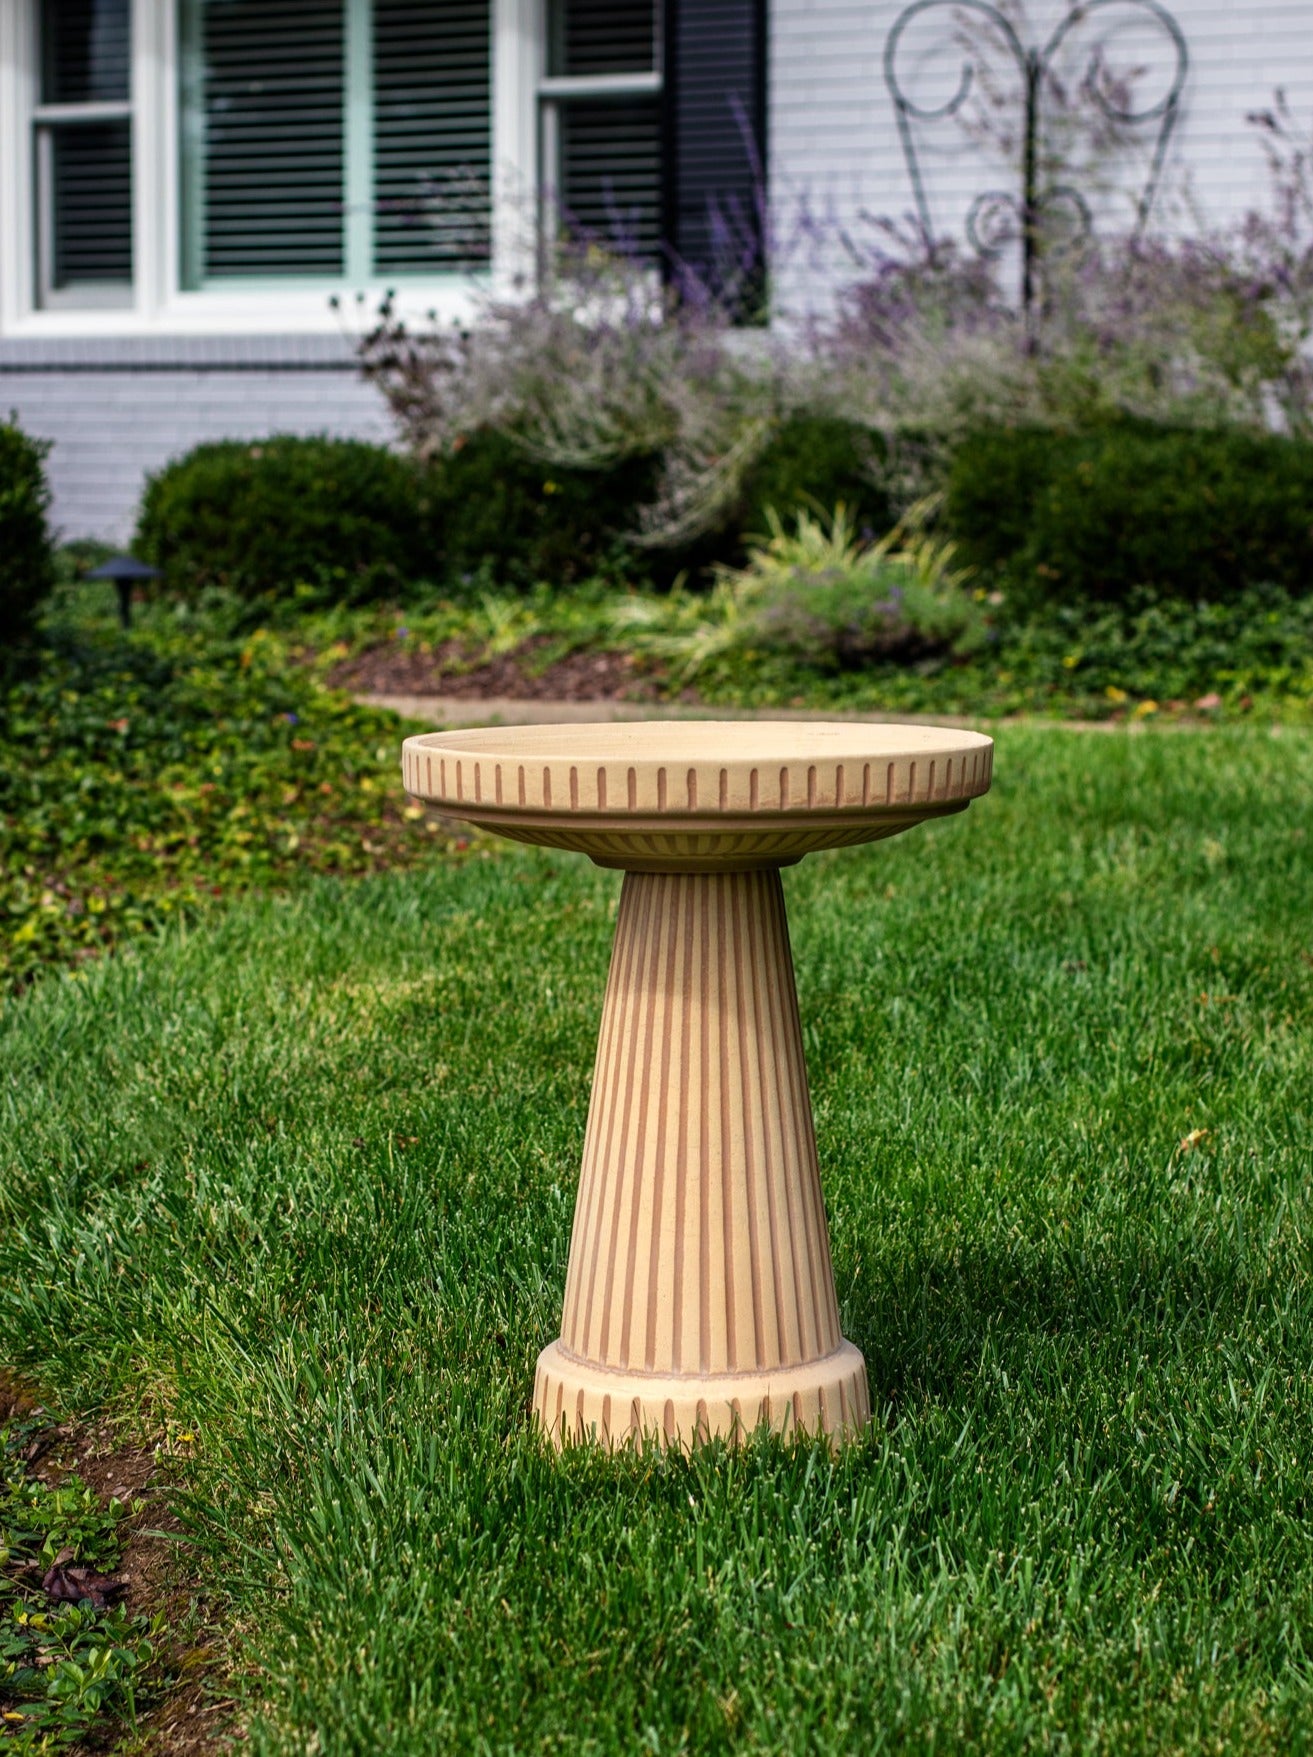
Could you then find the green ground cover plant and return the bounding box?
[0,1422,163,1749]
[1,725,1311,1750]
[0,586,461,988]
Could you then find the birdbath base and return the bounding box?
[534,867,870,1450]
[400,721,993,1451]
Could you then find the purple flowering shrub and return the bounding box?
[357,254,791,555]
[357,94,1313,561]
[811,232,1311,463]
[356,246,776,466]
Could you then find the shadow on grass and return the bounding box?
[850,1232,1271,1409]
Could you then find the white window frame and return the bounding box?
[0,0,542,336]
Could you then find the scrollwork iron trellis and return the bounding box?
[884,0,1188,311]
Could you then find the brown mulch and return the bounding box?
[0,1375,234,1754]
[326,634,663,702]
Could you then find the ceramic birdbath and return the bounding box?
[401,721,993,1450]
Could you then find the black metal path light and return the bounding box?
[86,554,159,630]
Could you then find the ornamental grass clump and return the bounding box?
[614,502,987,681]
[740,502,988,670]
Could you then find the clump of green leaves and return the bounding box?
[614,502,986,682]
[0,1427,163,1751]
[0,590,462,987]
[739,501,987,669]
[1,1603,161,1753]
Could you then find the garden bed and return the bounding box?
[311,594,1313,725]
[325,633,662,703]
[7,579,1312,992]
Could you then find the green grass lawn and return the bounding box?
[2,724,1313,1752]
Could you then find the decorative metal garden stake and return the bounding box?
[87,554,159,629]
[402,721,994,1451]
[884,0,1188,316]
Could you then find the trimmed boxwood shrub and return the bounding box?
[741,415,892,540]
[135,436,433,602]
[623,414,895,588]
[0,419,56,648]
[131,420,894,602]
[425,416,891,590]
[946,422,1313,605]
[425,430,660,587]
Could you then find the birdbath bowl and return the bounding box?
[402,721,993,1450]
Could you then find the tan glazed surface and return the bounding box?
[401,720,993,870]
[402,721,994,1449]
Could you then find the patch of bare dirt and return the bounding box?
[0,1375,234,1754]
[327,634,664,702]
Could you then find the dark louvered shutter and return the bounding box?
[190,0,346,278]
[373,0,492,272]
[551,0,655,74]
[663,0,766,302]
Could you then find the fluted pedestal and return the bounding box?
[533,868,870,1449]
[401,717,994,1451]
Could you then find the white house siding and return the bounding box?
[768,0,1313,313]
[0,338,393,544]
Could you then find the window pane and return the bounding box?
[666,0,766,310]
[49,119,133,286]
[549,0,657,77]
[181,0,345,281]
[373,0,491,272]
[42,0,130,104]
[559,98,662,261]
